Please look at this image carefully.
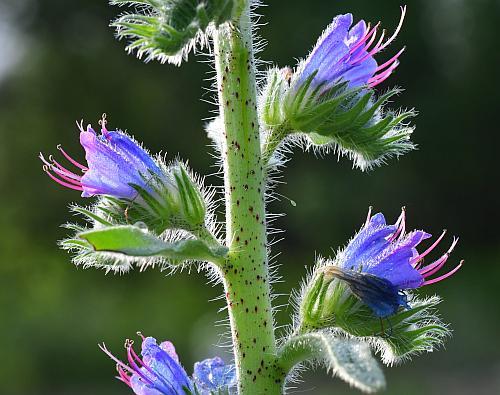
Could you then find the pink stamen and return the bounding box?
[376,47,406,72]
[57,144,88,170]
[126,341,155,386]
[411,229,447,267]
[99,343,136,375]
[43,166,84,191]
[369,59,400,83]
[50,167,82,186]
[422,260,463,286]
[352,29,387,65]
[50,157,83,180]
[419,254,450,277]
[350,6,407,69]
[117,366,132,388]
[368,62,400,87]
[419,237,459,276]
[349,22,380,55]
[388,207,406,242]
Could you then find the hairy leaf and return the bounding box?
[279,331,386,393]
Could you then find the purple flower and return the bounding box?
[101,334,236,395]
[327,208,462,318]
[193,357,236,395]
[297,6,406,92]
[40,115,164,200]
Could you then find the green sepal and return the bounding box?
[78,225,227,264]
[173,165,206,228]
[259,67,416,170]
[299,273,451,365]
[278,331,386,393]
[111,0,237,65]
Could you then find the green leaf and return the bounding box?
[78,225,227,263]
[279,331,386,393]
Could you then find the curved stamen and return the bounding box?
[50,166,82,186]
[388,207,406,242]
[419,253,450,277]
[76,119,85,133]
[99,343,136,376]
[57,144,88,171]
[43,166,84,191]
[99,113,111,140]
[419,237,459,276]
[423,260,463,286]
[377,5,407,52]
[352,29,386,65]
[117,365,132,388]
[376,47,406,72]
[369,59,401,83]
[49,159,83,181]
[125,341,156,386]
[350,22,380,55]
[365,206,373,226]
[411,229,447,267]
[368,61,400,87]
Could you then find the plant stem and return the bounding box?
[213,4,283,394]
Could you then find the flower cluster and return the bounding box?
[325,208,462,318]
[101,334,236,395]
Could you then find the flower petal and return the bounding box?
[193,357,236,394]
[141,337,194,394]
[301,14,353,85]
[365,231,431,289]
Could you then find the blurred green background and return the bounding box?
[0,0,499,394]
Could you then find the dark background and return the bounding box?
[0,0,499,394]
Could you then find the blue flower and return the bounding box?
[297,6,406,92]
[101,334,236,395]
[40,115,164,200]
[327,209,462,318]
[193,357,236,395]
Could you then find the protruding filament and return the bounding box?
[377,5,407,52]
[411,229,447,267]
[423,260,463,286]
[350,22,381,55]
[57,144,87,170]
[365,206,373,226]
[419,237,459,277]
[99,113,110,140]
[375,47,406,72]
[43,166,83,191]
[388,207,406,242]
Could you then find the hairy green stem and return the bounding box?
[214,4,284,394]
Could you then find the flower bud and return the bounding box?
[295,208,460,364]
[260,7,415,171]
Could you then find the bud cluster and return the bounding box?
[111,0,237,64]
